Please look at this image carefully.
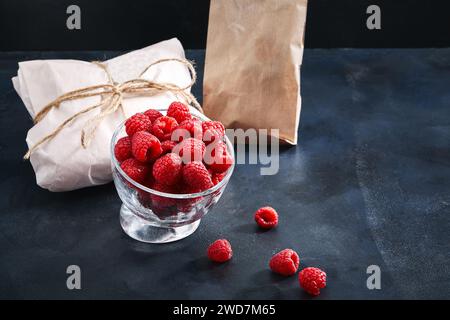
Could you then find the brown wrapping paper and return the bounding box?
[203,0,308,145]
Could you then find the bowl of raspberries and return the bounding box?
[111,102,234,243]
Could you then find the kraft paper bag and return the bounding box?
[203,0,308,145]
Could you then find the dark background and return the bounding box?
[1,0,450,51]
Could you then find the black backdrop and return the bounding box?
[0,0,449,50]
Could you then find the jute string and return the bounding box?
[24,58,202,160]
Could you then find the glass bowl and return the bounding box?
[110,110,235,243]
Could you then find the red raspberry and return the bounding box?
[207,239,233,263]
[136,173,155,207]
[161,140,177,154]
[152,153,183,186]
[167,101,192,124]
[202,121,225,144]
[114,136,132,163]
[125,113,152,137]
[120,158,149,184]
[141,173,155,189]
[254,206,278,229]
[152,116,178,141]
[202,121,225,135]
[299,267,327,296]
[269,249,300,276]
[172,119,203,142]
[143,108,163,123]
[149,181,178,209]
[131,131,163,163]
[204,141,233,173]
[177,183,204,211]
[179,181,203,194]
[182,161,213,191]
[174,138,206,163]
[211,171,227,185]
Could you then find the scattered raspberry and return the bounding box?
[172,119,203,142]
[161,140,178,154]
[114,136,132,163]
[152,116,178,141]
[125,113,152,137]
[120,158,149,185]
[152,153,183,186]
[144,108,163,123]
[254,206,279,229]
[167,101,192,124]
[202,121,225,144]
[131,131,162,163]
[299,267,327,296]
[182,161,213,191]
[207,239,233,263]
[174,138,206,163]
[204,141,233,173]
[269,249,300,276]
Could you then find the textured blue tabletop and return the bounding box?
[0,49,449,299]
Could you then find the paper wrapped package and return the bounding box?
[203,0,308,145]
[12,38,197,192]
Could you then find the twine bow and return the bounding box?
[24,58,202,160]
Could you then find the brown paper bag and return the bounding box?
[203,0,308,145]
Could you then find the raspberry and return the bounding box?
[120,158,149,184]
[207,239,232,263]
[167,101,192,124]
[172,119,203,142]
[136,173,155,207]
[150,181,178,209]
[161,140,178,154]
[254,206,278,229]
[202,121,225,144]
[211,171,227,185]
[114,136,132,162]
[131,131,162,163]
[141,173,155,189]
[177,183,204,211]
[202,121,225,135]
[269,249,300,276]
[125,113,152,137]
[152,153,182,186]
[179,182,203,194]
[174,138,206,163]
[182,161,213,191]
[152,116,178,141]
[298,267,327,296]
[204,141,233,173]
[144,108,163,123]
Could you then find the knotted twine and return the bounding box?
[23,58,203,160]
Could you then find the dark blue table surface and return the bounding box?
[0,49,449,299]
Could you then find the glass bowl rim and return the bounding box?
[110,110,235,199]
